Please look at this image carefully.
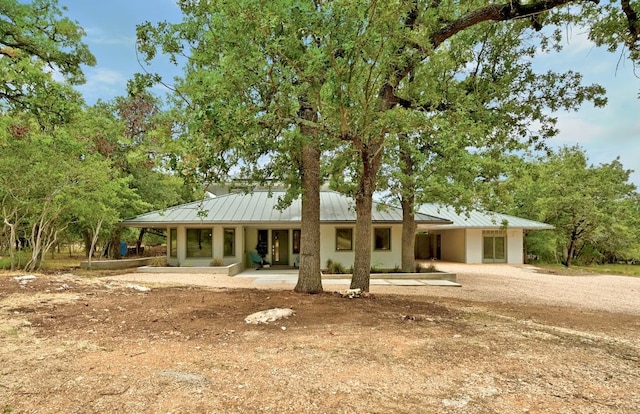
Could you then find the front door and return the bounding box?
[272,230,289,265]
[483,235,506,263]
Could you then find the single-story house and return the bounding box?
[415,204,553,264]
[120,190,552,268]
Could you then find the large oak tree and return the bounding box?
[138,0,640,292]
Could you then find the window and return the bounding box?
[223,228,236,257]
[483,230,506,263]
[186,228,213,258]
[169,228,177,258]
[292,229,301,254]
[336,228,353,251]
[374,228,391,250]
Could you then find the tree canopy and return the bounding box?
[502,146,638,266]
[136,0,640,291]
[0,0,95,124]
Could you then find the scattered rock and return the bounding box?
[126,284,151,292]
[14,275,37,285]
[245,308,295,324]
[341,288,361,298]
[157,370,209,387]
[442,396,471,408]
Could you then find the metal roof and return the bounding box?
[121,190,451,227]
[417,204,554,230]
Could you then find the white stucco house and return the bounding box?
[415,204,553,264]
[120,190,552,268]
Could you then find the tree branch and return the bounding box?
[431,0,599,48]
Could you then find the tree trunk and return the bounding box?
[82,229,92,257]
[350,141,383,292]
[295,141,323,293]
[294,102,323,294]
[136,228,146,255]
[351,185,374,292]
[399,140,416,272]
[564,237,577,267]
[401,195,417,272]
[110,227,122,259]
[563,223,584,267]
[3,218,17,271]
[87,218,104,271]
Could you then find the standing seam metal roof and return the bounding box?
[121,190,450,226]
[417,204,554,229]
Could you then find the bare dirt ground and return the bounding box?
[1,264,639,413]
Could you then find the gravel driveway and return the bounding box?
[415,262,640,315]
[107,262,640,315]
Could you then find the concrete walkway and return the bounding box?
[236,268,461,287]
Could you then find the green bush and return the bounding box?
[0,251,30,270]
[325,259,348,274]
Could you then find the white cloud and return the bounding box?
[87,67,127,86]
[74,67,128,103]
[552,113,606,144]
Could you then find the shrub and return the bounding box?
[149,256,167,267]
[325,259,347,274]
[417,263,437,273]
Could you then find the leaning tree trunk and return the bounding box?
[295,103,323,294]
[563,223,583,267]
[3,218,17,271]
[136,228,146,255]
[564,237,577,267]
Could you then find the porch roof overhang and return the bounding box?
[416,204,554,231]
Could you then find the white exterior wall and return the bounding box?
[320,224,355,269]
[507,228,524,264]
[440,229,466,263]
[319,224,403,270]
[465,229,484,264]
[470,228,524,264]
[166,224,243,267]
[164,223,526,267]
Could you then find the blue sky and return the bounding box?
[57,0,640,187]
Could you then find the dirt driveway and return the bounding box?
[1,265,639,413]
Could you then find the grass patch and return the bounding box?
[535,263,640,277]
[577,263,640,277]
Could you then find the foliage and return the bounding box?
[325,259,349,275]
[137,0,640,291]
[0,113,146,271]
[503,146,638,266]
[378,20,607,272]
[0,0,95,124]
[417,263,438,273]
